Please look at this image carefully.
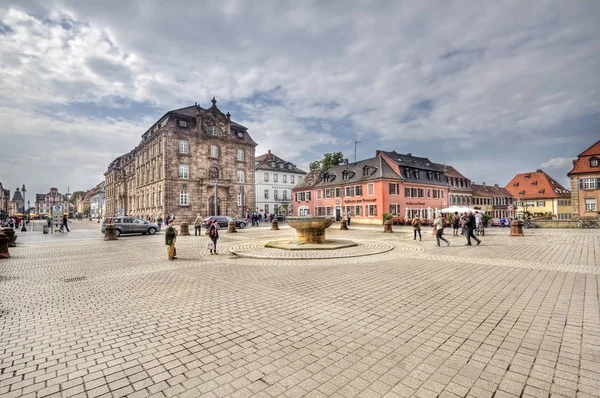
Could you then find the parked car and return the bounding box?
[490,218,502,227]
[101,217,159,236]
[202,216,247,229]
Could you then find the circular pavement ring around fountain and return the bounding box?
[228,239,399,260]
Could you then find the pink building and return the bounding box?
[292,151,452,225]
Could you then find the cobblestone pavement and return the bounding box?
[1,220,599,398]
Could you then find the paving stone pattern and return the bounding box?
[1,220,599,397]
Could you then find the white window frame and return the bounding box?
[210,145,219,158]
[580,178,596,190]
[180,187,189,205]
[264,172,269,182]
[367,183,374,196]
[179,120,187,127]
[368,204,377,216]
[282,175,287,183]
[274,174,278,183]
[236,170,245,183]
[536,200,545,207]
[291,175,295,184]
[179,140,189,154]
[317,190,322,200]
[584,198,596,211]
[390,204,400,215]
[264,189,269,199]
[236,149,244,162]
[179,164,189,179]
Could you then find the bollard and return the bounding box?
[227,219,237,233]
[43,225,50,234]
[104,223,118,241]
[179,222,190,236]
[0,232,9,258]
[270,219,280,231]
[383,219,393,233]
[340,219,348,230]
[1,228,17,247]
[510,220,524,237]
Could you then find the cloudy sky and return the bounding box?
[1,0,599,202]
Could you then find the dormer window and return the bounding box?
[538,189,545,194]
[591,157,599,167]
[207,126,223,135]
[513,182,519,187]
[519,190,525,196]
[525,174,531,179]
[323,173,336,183]
[179,120,187,128]
[278,163,284,169]
[414,170,419,179]
[435,173,440,181]
[531,181,537,186]
[288,164,292,170]
[342,171,355,180]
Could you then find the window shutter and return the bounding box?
[579,179,583,189]
[597,178,600,189]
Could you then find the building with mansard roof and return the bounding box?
[505,169,571,219]
[254,149,307,217]
[568,140,600,218]
[104,98,257,222]
[36,188,70,216]
[434,163,473,207]
[471,183,515,219]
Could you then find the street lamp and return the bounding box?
[21,184,27,232]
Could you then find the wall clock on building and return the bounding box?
[207,126,223,136]
[236,131,243,138]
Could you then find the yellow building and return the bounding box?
[505,169,571,219]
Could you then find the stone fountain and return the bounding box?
[265,216,357,250]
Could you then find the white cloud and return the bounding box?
[0,1,599,193]
[540,157,575,169]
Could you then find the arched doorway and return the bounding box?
[209,195,220,216]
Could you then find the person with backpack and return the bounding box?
[412,215,422,241]
[165,219,177,260]
[208,220,220,255]
[465,211,481,246]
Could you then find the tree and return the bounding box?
[309,152,346,171]
[69,191,86,204]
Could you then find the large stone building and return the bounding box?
[0,183,9,221]
[36,188,70,216]
[568,140,600,218]
[505,170,571,219]
[10,187,24,215]
[254,150,306,217]
[104,98,257,221]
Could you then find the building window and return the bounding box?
[427,189,431,198]
[325,189,332,199]
[354,205,362,216]
[389,204,400,215]
[335,188,341,198]
[264,173,269,182]
[180,187,188,205]
[210,145,219,158]
[537,200,545,207]
[590,158,599,167]
[237,193,242,206]
[579,178,597,190]
[317,190,322,199]
[274,190,279,200]
[345,187,353,197]
[367,183,374,196]
[368,205,377,216]
[405,188,411,198]
[283,175,287,183]
[179,140,189,154]
[274,174,278,183]
[236,149,245,161]
[179,164,189,179]
[283,190,288,200]
[291,175,295,184]
[389,183,399,195]
[264,190,269,199]
[264,204,269,213]
[355,185,363,196]
[585,198,596,211]
[179,120,187,128]
[236,170,245,183]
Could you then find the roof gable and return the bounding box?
[568,140,600,175]
[505,170,570,199]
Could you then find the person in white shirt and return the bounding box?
[475,211,483,228]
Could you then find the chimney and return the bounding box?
[494,184,499,188]
[407,153,412,156]
[572,159,577,166]
[536,169,542,173]
[482,182,486,187]
[267,149,271,157]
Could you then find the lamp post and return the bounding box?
[21,184,27,232]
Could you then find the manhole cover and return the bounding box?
[62,276,87,283]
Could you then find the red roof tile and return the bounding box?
[568,140,600,175]
[505,170,570,199]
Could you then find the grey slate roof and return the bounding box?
[378,150,449,187]
[255,151,307,174]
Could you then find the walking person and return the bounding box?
[208,219,220,255]
[434,213,450,247]
[452,211,460,236]
[412,215,422,241]
[465,211,481,246]
[193,213,203,236]
[165,219,177,260]
[346,211,352,226]
[59,214,70,232]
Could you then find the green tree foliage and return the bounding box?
[69,191,86,204]
[309,152,346,170]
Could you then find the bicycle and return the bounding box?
[523,220,536,229]
[578,219,599,229]
[475,223,485,236]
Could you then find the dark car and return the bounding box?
[203,216,246,229]
[101,217,160,237]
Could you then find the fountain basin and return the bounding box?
[286,216,334,244]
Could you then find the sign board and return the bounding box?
[51,205,63,234]
[508,204,514,211]
[118,209,124,216]
[52,205,63,215]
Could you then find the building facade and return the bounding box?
[10,187,24,215]
[505,170,571,219]
[104,98,257,222]
[568,140,600,218]
[254,150,306,217]
[37,188,70,216]
[471,183,514,219]
[89,182,106,219]
[437,164,472,207]
[0,183,9,222]
[292,151,450,225]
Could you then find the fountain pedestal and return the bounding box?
[286,216,334,244]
